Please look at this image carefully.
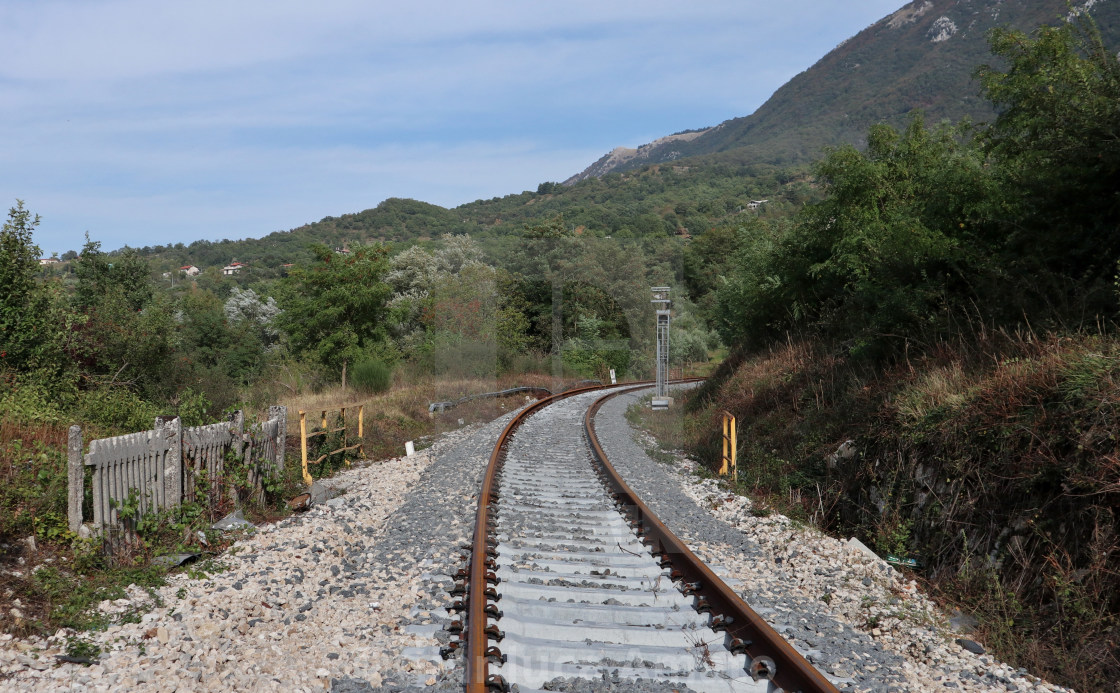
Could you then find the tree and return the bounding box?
[522,215,571,239]
[276,243,394,374]
[224,287,282,350]
[715,116,997,353]
[683,223,745,322]
[0,201,41,324]
[385,234,491,356]
[424,263,501,377]
[561,314,631,380]
[0,201,54,373]
[68,235,173,397]
[976,17,1120,297]
[73,237,153,313]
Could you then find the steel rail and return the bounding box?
[462,381,614,693]
[584,385,839,693]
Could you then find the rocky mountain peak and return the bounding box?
[563,0,1118,183]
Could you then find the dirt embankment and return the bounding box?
[682,334,1120,692]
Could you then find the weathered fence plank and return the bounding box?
[183,417,235,503]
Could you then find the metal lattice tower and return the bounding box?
[652,287,671,398]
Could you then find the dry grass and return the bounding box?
[274,370,590,463]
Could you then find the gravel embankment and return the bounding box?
[0,405,524,692]
[595,386,1073,693]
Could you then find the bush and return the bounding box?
[76,387,159,434]
[0,374,67,425]
[0,427,69,542]
[351,359,393,394]
[176,387,212,427]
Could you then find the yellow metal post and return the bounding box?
[720,415,729,476]
[720,411,737,478]
[358,405,365,458]
[341,407,350,467]
[729,413,737,481]
[300,410,311,485]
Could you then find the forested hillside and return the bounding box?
[117,163,812,280]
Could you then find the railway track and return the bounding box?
[447,383,837,693]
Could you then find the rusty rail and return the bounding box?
[462,381,610,693]
[584,386,838,693]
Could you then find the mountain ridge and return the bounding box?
[561,129,713,185]
[566,0,1120,180]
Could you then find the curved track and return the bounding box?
[449,383,837,693]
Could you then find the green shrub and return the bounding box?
[351,359,393,394]
[0,376,67,425]
[76,387,158,433]
[0,437,68,541]
[176,387,212,427]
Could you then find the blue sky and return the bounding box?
[2,1,905,255]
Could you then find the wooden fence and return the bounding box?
[67,406,286,537]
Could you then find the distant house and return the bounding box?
[221,262,246,276]
[39,257,60,266]
[180,265,201,277]
[746,199,769,210]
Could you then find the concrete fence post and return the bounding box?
[156,416,182,510]
[67,425,83,533]
[231,409,245,456]
[229,410,245,503]
[269,405,287,477]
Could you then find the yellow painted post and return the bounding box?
[720,415,729,476]
[300,411,312,485]
[720,411,737,477]
[725,414,734,479]
[341,407,350,467]
[358,404,365,458]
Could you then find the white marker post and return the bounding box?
[651,286,672,410]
